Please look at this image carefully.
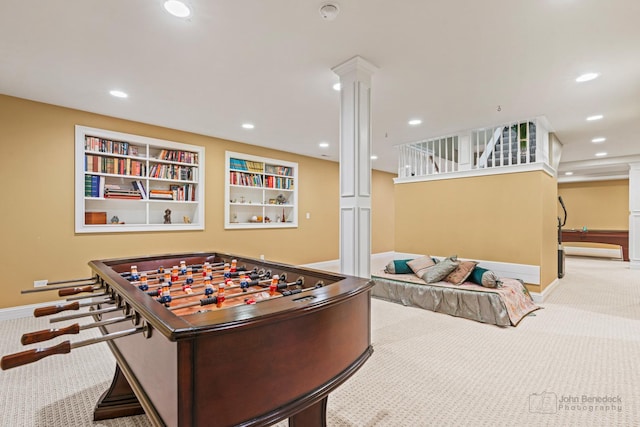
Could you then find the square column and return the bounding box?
[629,162,640,269]
[332,56,378,278]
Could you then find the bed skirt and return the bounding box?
[371,274,539,326]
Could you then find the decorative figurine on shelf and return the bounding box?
[110,216,120,224]
[276,194,287,205]
[183,216,191,224]
[164,209,172,224]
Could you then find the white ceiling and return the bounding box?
[2,0,639,180]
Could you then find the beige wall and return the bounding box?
[558,180,629,230]
[0,95,395,308]
[394,171,558,292]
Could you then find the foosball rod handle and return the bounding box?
[58,286,99,297]
[1,341,71,370]
[34,302,80,317]
[2,326,145,370]
[21,324,80,345]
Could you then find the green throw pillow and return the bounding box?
[468,266,503,288]
[384,259,414,274]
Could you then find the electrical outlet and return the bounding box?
[306,212,311,219]
[260,254,265,260]
[34,279,48,288]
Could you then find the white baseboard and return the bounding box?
[0,298,94,322]
[305,251,541,285]
[529,278,560,304]
[392,252,540,285]
[563,246,622,259]
[0,301,59,321]
[302,251,395,274]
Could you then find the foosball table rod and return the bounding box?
[169,278,307,311]
[21,314,134,345]
[20,279,99,295]
[34,297,114,317]
[49,306,122,323]
[1,325,148,370]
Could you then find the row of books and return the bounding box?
[265,176,294,190]
[156,149,198,164]
[148,164,197,181]
[147,185,196,201]
[85,136,138,156]
[229,172,263,187]
[85,177,195,201]
[264,164,293,177]
[230,158,264,173]
[85,176,143,199]
[104,188,142,200]
[85,155,146,176]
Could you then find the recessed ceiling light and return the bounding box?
[586,114,603,121]
[408,119,422,126]
[242,123,254,129]
[319,142,329,148]
[576,72,599,82]
[591,137,606,143]
[371,155,378,160]
[109,90,128,98]
[595,152,608,157]
[565,172,573,176]
[333,83,341,91]
[164,0,191,17]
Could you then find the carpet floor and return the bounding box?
[1,256,638,426]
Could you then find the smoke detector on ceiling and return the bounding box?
[319,3,339,21]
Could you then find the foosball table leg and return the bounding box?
[288,396,327,427]
[93,364,146,421]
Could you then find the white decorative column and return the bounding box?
[332,56,378,278]
[629,163,640,269]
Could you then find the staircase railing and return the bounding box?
[396,117,550,180]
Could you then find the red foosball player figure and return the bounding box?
[138,272,149,291]
[202,262,210,278]
[171,266,179,285]
[269,275,280,296]
[217,280,229,308]
[130,265,139,281]
[180,260,187,275]
[230,259,237,273]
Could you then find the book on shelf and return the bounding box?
[132,180,147,199]
[157,149,199,164]
[104,187,142,200]
[229,158,263,173]
[149,189,174,200]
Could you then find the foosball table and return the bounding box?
[1,252,375,426]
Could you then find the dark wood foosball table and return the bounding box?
[2,252,375,426]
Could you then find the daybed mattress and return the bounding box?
[371,272,539,326]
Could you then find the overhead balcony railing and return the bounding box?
[395,117,553,181]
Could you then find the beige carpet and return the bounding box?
[1,256,639,426]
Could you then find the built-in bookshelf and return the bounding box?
[75,125,205,233]
[225,151,298,229]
